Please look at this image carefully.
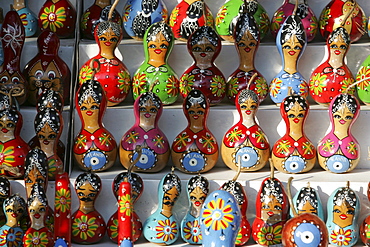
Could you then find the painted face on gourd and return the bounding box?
[162,173,181,210]
[187,175,209,212]
[239,96,258,118]
[4,196,26,222]
[77,80,105,123]
[286,101,306,126]
[191,37,215,65]
[0,71,25,94]
[260,179,284,223]
[332,100,355,131]
[237,31,257,56]
[29,197,46,221]
[24,149,48,197]
[97,27,120,52]
[76,181,98,203]
[147,32,169,63]
[282,35,303,62]
[0,110,16,136]
[75,172,101,204]
[139,98,159,125]
[187,103,205,125]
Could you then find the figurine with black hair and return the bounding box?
[0,177,10,227]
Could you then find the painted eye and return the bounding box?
[238,42,246,47]
[326,154,350,173]
[11,77,20,84]
[293,223,321,246]
[48,71,56,80]
[285,156,305,173]
[149,44,156,48]
[1,76,8,83]
[35,70,43,79]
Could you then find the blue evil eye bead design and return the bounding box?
[326,155,350,173]
[83,150,107,170]
[132,148,156,170]
[284,155,305,173]
[293,223,321,247]
[235,146,258,168]
[54,238,68,247]
[182,151,205,172]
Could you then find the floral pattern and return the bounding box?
[215,6,227,27]
[55,188,71,213]
[255,77,268,96]
[275,140,292,155]
[310,73,327,95]
[79,65,94,85]
[341,78,355,94]
[210,75,225,97]
[155,219,177,242]
[166,76,179,97]
[259,12,270,35]
[119,194,131,217]
[0,228,23,247]
[132,73,147,96]
[319,8,331,29]
[226,127,243,143]
[269,78,282,98]
[19,13,28,27]
[183,220,202,243]
[169,8,179,27]
[1,23,24,55]
[271,10,285,32]
[356,66,370,90]
[123,4,131,23]
[330,228,352,246]
[227,77,239,97]
[180,73,195,96]
[118,71,131,93]
[0,144,15,168]
[202,197,234,231]
[72,215,99,241]
[24,231,49,247]
[39,5,66,32]
[80,11,90,30]
[109,218,119,240]
[256,225,282,245]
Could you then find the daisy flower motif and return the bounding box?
[79,65,94,85]
[257,225,282,245]
[119,194,131,217]
[155,219,178,242]
[227,77,239,98]
[215,6,227,27]
[269,78,282,98]
[24,231,49,247]
[202,197,234,231]
[309,73,327,95]
[210,75,226,97]
[330,228,352,246]
[180,73,195,96]
[72,215,99,241]
[169,8,179,27]
[356,66,370,90]
[0,144,15,168]
[118,71,131,93]
[55,188,71,213]
[132,73,147,97]
[109,218,119,240]
[39,5,66,32]
[166,75,179,97]
[183,220,202,243]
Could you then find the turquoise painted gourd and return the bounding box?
[13,0,38,37]
[290,183,324,220]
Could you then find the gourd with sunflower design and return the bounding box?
[356,51,370,105]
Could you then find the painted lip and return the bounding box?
[104,42,111,46]
[11,213,17,218]
[334,50,341,55]
[288,51,296,56]
[339,214,347,220]
[200,53,206,57]
[86,111,93,116]
[193,115,199,120]
[1,128,8,133]
[293,118,299,123]
[267,211,274,217]
[244,47,251,52]
[194,201,201,207]
[154,49,162,54]
[246,110,251,115]
[43,140,50,145]
[34,213,41,219]
[144,113,151,118]
[339,119,346,125]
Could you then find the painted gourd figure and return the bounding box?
[326,182,360,246]
[215,0,270,42]
[226,8,268,104]
[181,174,209,244]
[143,171,181,245]
[0,177,10,227]
[81,0,122,40]
[251,168,289,246]
[132,22,179,105]
[0,8,3,67]
[172,90,218,173]
[271,0,318,42]
[120,92,169,172]
[0,194,27,247]
[24,30,71,106]
[79,7,131,107]
[169,0,213,41]
[360,182,370,246]
[309,27,354,105]
[71,172,106,244]
[23,183,53,247]
[282,177,328,247]
[200,189,241,247]
[318,93,360,173]
[179,26,226,105]
[38,0,77,39]
[269,13,308,105]
[222,89,269,172]
[319,0,366,43]
[356,53,370,105]
[107,171,143,243]
[13,0,38,37]
[34,107,63,180]
[272,95,316,174]
[0,10,27,105]
[123,0,168,40]
[74,74,117,172]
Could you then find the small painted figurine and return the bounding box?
[272,95,316,174]
[13,0,38,37]
[215,0,270,42]
[319,0,366,43]
[107,172,143,243]
[169,0,213,41]
[181,174,209,244]
[23,30,71,106]
[71,172,106,244]
[356,53,370,105]
[123,0,168,40]
[172,90,219,173]
[143,171,181,245]
[79,10,131,107]
[360,182,370,246]
[38,0,77,39]
[271,0,318,42]
[309,27,355,105]
[326,182,360,246]
[120,92,169,172]
[34,107,63,180]
[226,11,268,104]
[0,177,10,227]
[117,176,133,247]
[132,22,179,105]
[81,0,122,40]
[179,26,226,105]
[0,10,27,105]
[23,183,53,247]
[200,189,241,247]
[0,194,27,247]
[222,89,270,172]
[318,93,360,173]
[269,13,308,104]
[74,77,117,172]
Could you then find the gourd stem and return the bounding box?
[269,158,274,179]
[89,59,101,77]
[127,145,142,176]
[247,73,258,90]
[108,0,120,21]
[293,0,298,16]
[287,177,298,217]
[232,156,242,181]
[345,76,370,94]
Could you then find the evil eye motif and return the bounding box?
[132,148,156,169]
[326,155,350,173]
[293,223,321,247]
[235,147,258,168]
[183,152,205,172]
[83,150,106,170]
[54,238,68,247]
[285,155,305,173]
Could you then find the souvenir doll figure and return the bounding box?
[24,30,71,106]
[73,78,117,172]
[327,184,360,246]
[179,26,226,105]
[272,95,316,174]
[291,184,324,220]
[169,0,213,41]
[107,172,143,243]
[215,0,270,42]
[13,0,38,37]
[34,108,63,180]
[71,172,106,244]
[79,15,131,106]
[123,0,168,40]
[181,174,209,244]
[132,22,179,105]
[318,94,360,173]
[360,182,370,245]
[0,177,10,227]
[226,9,268,104]
[120,92,169,172]
[0,194,26,247]
[23,183,53,247]
[356,53,370,105]
[143,172,181,245]
[222,89,270,172]
[309,27,354,105]
[172,90,219,173]
[269,14,308,104]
